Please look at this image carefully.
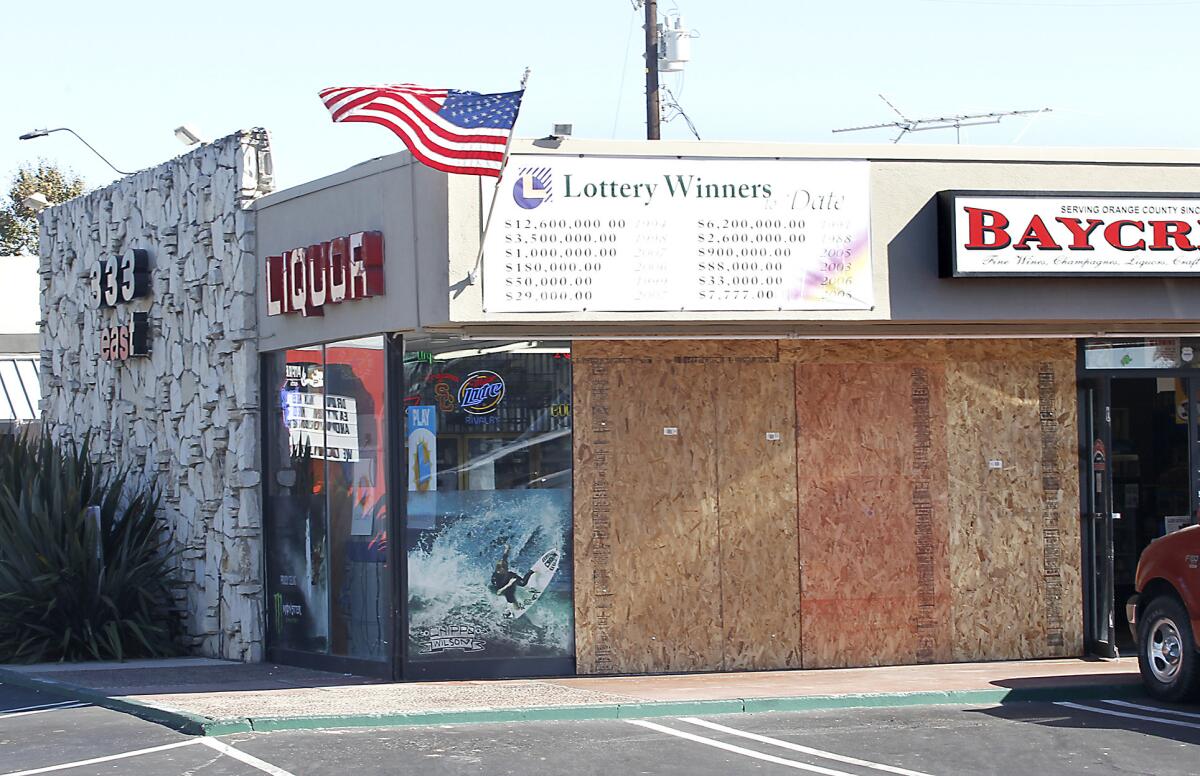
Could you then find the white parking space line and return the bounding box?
[199,739,297,776]
[0,739,201,776]
[626,718,863,775]
[1056,701,1200,730]
[0,701,83,715]
[678,717,937,776]
[1102,699,1200,720]
[0,703,88,719]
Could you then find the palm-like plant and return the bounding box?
[0,434,179,662]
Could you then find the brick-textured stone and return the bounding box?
[38,129,273,661]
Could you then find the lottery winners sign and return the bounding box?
[481,156,872,313]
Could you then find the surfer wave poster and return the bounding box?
[406,489,575,662]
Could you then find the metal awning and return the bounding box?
[0,356,40,422]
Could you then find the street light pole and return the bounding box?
[18,128,132,176]
[644,0,661,140]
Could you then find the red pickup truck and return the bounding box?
[1127,524,1200,702]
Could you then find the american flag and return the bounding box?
[319,84,524,177]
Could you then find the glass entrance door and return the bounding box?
[1108,377,1192,652]
[1080,368,1197,656]
[1081,379,1116,657]
[1079,339,1200,658]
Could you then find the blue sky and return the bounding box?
[2,0,1197,192]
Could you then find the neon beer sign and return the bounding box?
[458,371,506,415]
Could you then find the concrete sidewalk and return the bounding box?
[0,656,1144,735]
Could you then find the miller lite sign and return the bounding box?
[266,231,384,317]
[458,371,506,415]
[939,191,1200,277]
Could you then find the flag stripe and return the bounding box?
[343,111,506,167]
[330,90,393,122]
[341,115,504,176]
[318,87,366,106]
[350,107,506,159]
[344,90,510,140]
[320,83,446,100]
[353,94,512,143]
[321,83,521,178]
[322,88,383,118]
[348,106,506,160]
[323,87,449,121]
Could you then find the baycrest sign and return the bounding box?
[940,191,1200,277]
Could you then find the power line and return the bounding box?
[612,5,640,138]
[662,85,701,140]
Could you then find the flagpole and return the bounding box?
[469,67,530,287]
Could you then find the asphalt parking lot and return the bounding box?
[3,681,1198,775]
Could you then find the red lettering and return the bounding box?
[328,237,349,304]
[348,231,385,299]
[1150,220,1196,251]
[266,254,287,316]
[963,207,1011,250]
[306,243,328,308]
[287,248,323,317]
[1104,220,1146,251]
[269,232,383,316]
[1054,217,1104,250]
[117,325,130,360]
[1012,215,1062,251]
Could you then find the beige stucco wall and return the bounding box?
[437,140,1200,337]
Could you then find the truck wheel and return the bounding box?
[1137,595,1199,703]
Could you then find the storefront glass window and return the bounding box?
[264,338,390,662]
[324,338,390,660]
[403,339,574,676]
[265,346,330,654]
[1083,338,1187,370]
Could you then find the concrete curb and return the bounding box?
[0,665,1145,736]
[0,666,246,736]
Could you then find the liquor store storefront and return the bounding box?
[254,141,1200,680]
[262,333,575,679]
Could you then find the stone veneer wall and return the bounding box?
[38,130,273,660]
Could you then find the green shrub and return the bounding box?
[0,434,180,663]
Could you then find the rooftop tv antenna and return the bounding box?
[833,95,1052,144]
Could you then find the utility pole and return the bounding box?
[644,0,661,140]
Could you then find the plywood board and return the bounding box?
[781,339,942,365]
[573,340,779,362]
[1039,358,1083,656]
[575,337,1082,673]
[779,338,1071,366]
[715,362,802,670]
[573,358,723,674]
[572,358,615,674]
[942,339,1076,365]
[795,363,952,668]
[946,358,1068,660]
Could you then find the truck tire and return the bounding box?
[1137,595,1199,703]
